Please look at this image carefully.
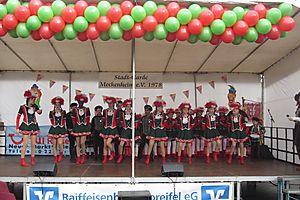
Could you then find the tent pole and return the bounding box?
[193,73,198,108]
[260,73,265,121]
[68,72,72,107]
[131,38,136,182]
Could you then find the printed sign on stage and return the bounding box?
[26,182,234,200]
[98,73,163,89]
[5,126,70,156]
[244,103,262,120]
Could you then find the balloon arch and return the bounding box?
[0,0,296,44]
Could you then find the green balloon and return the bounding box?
[188,34,198,44]
[131,5,146,22]
[8,29,18,38]
[16,23,30,38]
[232,35,243,45]
[120,15,134,31]
[199,27,212,42]
[266,8,282,24]
[144,31,154,41]
[38,6,53,22]
[244,8,250,15]
[143,1,157,16]
[54,32,65,41]
[177,8,192,25]
[109,23,123,39]
[98,1,111,16]
[0,4,7,20]
[73,16,88,32]
[100,31,110,41]
[232,7,245,20]
[210,19,225,35]
[244,27,258,42]
[111,3,120,7]
[22,2,29,7]
[222,11,237,27]
[157,4,166,8]
[280,31,288,38]
[200,6,209,13]
[63,24,77,40]
[84,6,100,23]
[6,0,20,14]
[165,17,180,33]
[188,4,201,19]
[256,19,272,34]
[67,4,75,8]
[154,24,167,40]
[52,0,66,16]
[26,16,41,31]
[279,3,293,17]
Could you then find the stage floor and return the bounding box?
[0,155,299,178]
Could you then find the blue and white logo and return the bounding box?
[201,185,230,200]
[29,187,59,200]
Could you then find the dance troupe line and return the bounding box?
[16,87,266,167]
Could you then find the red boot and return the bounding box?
[206,155,211,164]
[31,156,35,166]
[162,156,166,164]
[213,152,219,161]
[188,157,192,165]
[240,156,245,165]
[76,156,81,165]
[58,152,63,162]
[20,158,28,167]
[54,156,58,164]
[80,154,86,164]
[102,155,107,164]
[109,151,115,161]
[145,155,150,165]
[177,156,181,164]
[227,154,233,164]
[116,155,123,164]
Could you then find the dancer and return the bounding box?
[48,96,68,163]
[71,94,91,165]
[202,101,222,164]
[145,100,168,165]
[176,103,194,164]
[165,108,176,158]
[16,90,42,167]
[91,105,104,161]
[138,105,153,159]
[227,102,248,165]
[100,97,118,164]
[66,102,77,162]
[249,117,265,159]
[217,106,229,156]
[194,107,205,156]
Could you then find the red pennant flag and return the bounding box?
[170,93,176,102]
[103,96,108,103]
[209,81,215,89]
[75,89,82,95]
[221,75,228,83]
[89,93,95,102]
[49,80,56,88]
[143,97,149,104]
[36,73,44,82]
[183,90,189,98]
[156,95,163,100]
[62,85,68,93]
[196,85,202,94]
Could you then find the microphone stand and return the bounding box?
[268,109,275,150]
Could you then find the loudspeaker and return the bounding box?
[161,162,184,177]
[33,163,57,177]
[118,191,151,200]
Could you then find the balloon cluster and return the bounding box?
[0,0,296,44]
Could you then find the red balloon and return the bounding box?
[77,31,88,41]
[3,14,18,30]
[120,1,134,15]
[210,35,221,45]
[244,10,259,27]
[223,8,229,12]
[188,19,202,34]
[39,23,54,39]
[96,16,111,32]
[75,0,88,16]
[45,2,52,7]
[267,25,280,40]
[49,16,65,33]
[0,21,8,36]
[253,4,267,19]
[221,28,234,43]
[142,16,158,32]
[278,16,296,32]
[167,2,180,17]
[31,30,42,40]
[123,30,132,41]
[199,10,214,26]
[14,6,30,22]
[86,24,99,40]
[166,32,177,42]
[62,7,77,24]
[108,6,123,23]
[210,4,224,19]
[233,20,249,36]
[131,23,144,38]
[255,34,266,43]
[154,7,169,23]
[29,0,43,15]
[89,3,97,7]
[176,26,189,41]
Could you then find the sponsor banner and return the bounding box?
[98,73,163,89]
[244,103,262,121]
[5,126,70,156]
[26,182,234,200]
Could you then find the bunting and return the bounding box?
[156,95,163,100]
[75,89,82,95]
[143,97,149,104]
[209,81,215,89]
[221,75,228,83]
[170,93,176,102]
[62,85,68,93]
[183,90,189,98]
[196,85,202,94]
[89,93,95,102]
[36,73,44,82]
[49,80,56,88]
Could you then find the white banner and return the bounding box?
[98,73,163,89]
[26,182,234,200]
